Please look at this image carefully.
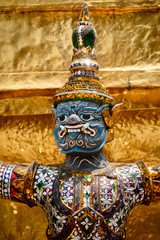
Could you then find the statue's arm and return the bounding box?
[137,160,160,204]
[0,161,38,207]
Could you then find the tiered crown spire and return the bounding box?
[53,3,115,107]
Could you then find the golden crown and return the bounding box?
[53,3,115,107]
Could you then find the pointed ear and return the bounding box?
[110,103,123,126]
[103,103,123,127]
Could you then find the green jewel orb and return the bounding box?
[72,27,96,49]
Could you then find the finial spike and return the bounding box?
[79,3,90,22]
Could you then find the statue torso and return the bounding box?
[33,163,144,240]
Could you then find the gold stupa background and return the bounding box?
[0,0,160,239]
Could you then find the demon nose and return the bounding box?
[67,114,81,124]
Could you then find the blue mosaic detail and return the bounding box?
[2,164,15,199]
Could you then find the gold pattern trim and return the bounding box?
[146,162,160,200]
[53,92,115,105]
[98,227,109,239]
[104,218,125,238]
[90,183,92,208]
[80,182,84,209]
[70,65,98,73]
[72,175,75,211]
[137,160,153,205]
[10,164,28,203]
[23,161,39,207]
[90,183,94,209]
[66,228,77,240]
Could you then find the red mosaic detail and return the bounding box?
[10,172,20,197]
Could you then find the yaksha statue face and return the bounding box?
[52,100,109,153]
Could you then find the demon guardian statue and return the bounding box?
[0,4,160,240]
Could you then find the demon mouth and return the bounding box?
[58,123,96,138]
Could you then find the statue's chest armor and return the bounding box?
[56,174,120,214]
[34,164,144,239]
[50,172,124,239]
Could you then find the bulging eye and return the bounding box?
[57,115,67,122]
[80,114,94,121]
